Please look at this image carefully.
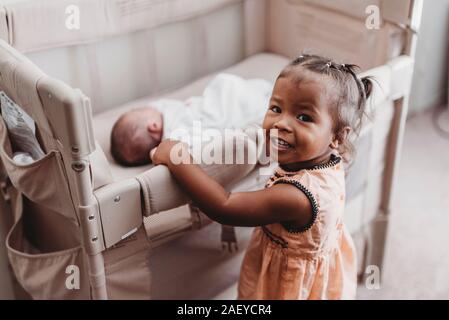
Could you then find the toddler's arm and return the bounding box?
[151,140,312,227]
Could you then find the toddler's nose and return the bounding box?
[274,118,292,133]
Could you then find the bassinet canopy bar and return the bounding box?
[0,0,413,57]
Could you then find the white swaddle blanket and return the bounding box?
[150,73,274,142]
[137,74,273,246]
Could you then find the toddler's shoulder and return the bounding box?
[266,156,345,206]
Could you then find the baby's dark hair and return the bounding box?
[280,53,373,161]
[110,114,159,166]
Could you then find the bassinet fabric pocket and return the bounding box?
[103,226,152,300]
[0,116,75,222]
[5,209,90,300]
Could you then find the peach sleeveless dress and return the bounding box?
[237,154,357,300]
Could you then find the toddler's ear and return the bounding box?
[330,127,351,149]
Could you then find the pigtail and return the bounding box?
[361,76,373,100]
[337,65,374,164]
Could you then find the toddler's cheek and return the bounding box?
[293,134,316,156]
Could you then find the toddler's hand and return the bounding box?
[150,140,189,166]
[149,147,157,162]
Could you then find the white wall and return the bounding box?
[410,0,449,112]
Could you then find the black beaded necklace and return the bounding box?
[278,153,341,173]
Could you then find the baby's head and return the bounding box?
[263,54,373,168]
[110,106,163,166]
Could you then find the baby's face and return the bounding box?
[262,70,338,170]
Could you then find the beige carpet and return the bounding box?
[149,107,449,300]
[357,106,449,299]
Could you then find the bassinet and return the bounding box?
[0,0,422,299]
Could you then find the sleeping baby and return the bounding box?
[110,73,273,166]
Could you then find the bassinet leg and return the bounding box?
[36,79,109,299]
[73,161,108,300]
[87,253,108,300]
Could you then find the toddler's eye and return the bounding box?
[270,106,281,113]
[297,114,313,122]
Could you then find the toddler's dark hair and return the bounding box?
[280,54,373,161]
